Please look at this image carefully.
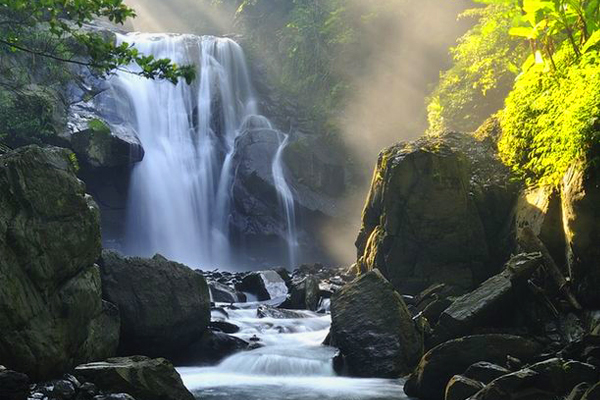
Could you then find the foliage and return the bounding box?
[427,4,526,132]
[0,0,195,83]
[498,45,600,185]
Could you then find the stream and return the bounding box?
[178,300,409,400]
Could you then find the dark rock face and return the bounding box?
[331,269,422,378]
[356,141,488,294]
[176,331,249,366]
[562,164,600,308]
[75,356,194,400]
[0,367,30,400]
[0,146,118,380]
[434,253,543,342]
[404,334,543,400]
[356,131,518,294]
[98,250,210,359]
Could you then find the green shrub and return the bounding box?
[498,46,600,185]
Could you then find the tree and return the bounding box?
[0,0,195,84]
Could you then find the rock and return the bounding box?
[434,253,543,342]
[209,321,240,334]
[355,140,489,294]
[0,367,29,400]
[175,331,249,366]
[209,281,246,303]
[569,383,592,400]
[469,368,540,400]
[237,270,288,301]
[582,382,600,400]
[331,269,422,378]
[75,356,194,400]
[93,395,136,400]
[404,334,543,400]
[0,146,117,380]
[562,164,600,308]
[281,275,320,310]
[98,250,210,359]
[464,362,510,384]
[257,305,308,319]
[444,375,484,400]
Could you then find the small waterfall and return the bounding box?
[272,132,298,268]
[110,33,298,268]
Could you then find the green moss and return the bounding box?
[498,46,600,186]
[87,118,111,135]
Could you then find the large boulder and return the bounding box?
[355,139,489,294]
[0,146,118,380]
[562,163,600,308]
[98,251,210,359]
[281,275,320,311]
[404,334,543,400]
[0,366,30,400]
[330,269,422,378]
[434,253,543,342]
[236,270,289,301]
[75,356,194,400]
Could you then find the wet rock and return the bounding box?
[237,271,288,301]
[0,146,116,380]
[0,367,29,400]
[562,163,600,308]
[444,375,484,400]
[98,251,210,359]
[209,281,246,303]
[257,305,307,319]
[209,321,240,334]
[176,331,249,366]
[331,269,422,378]
[93,394,136,400]
[75,356,193,400]
[355,140,489,294]
[280,275,320,311]
[464,362,510,384]
[404,334,543,400]
[434,253,543,342]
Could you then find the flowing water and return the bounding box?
[110,33,298,269]
[178,302,409,400]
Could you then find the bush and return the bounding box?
[498,46,600,185]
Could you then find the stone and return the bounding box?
[404,334,543,400]
[582,382,600,400]
[75,356,194,400]
[237,270,288,301]
[434,253,543,342]
[444,375,484,400]
[93,395,136,400]
[98,250,210,359]
[464,362,510,384]
[257,305,308,319]
[209,281,246,303]
[355,140,489,294]
[568,383,592,400]
[331,269,422,378]
[281,275,320,310]
[0,367,29,400]
[175,331,249,366]
[0,146,117,380]
[209,321,240,334]
[562,164,600,308]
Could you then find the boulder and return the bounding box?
[0,146,117,380]
[98,251,210,359]
[257,305,308,319]
[464,362,510,384]
[281,275,320,310]
[434,253,543,342]
[175,331,249,366]
[236,270,288,301]
[444,375,484,400]
[330,269,422,378]
[209,281,246,303]
[562,164,600,308]
[93,395,136,400]
[75,356,193,400]
[355,140,489,294]
[0,367,30,400]
[404,334,543,400]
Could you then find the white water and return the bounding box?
[111,33,298,268]
[179,304,409,400]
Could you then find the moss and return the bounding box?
[498,46,600,186]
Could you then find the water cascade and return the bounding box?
[110,33,298,268]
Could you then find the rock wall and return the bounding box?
[0,146,118,380]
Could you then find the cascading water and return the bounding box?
[110,33,298,268]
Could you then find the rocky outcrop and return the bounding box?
[562,163,600,308]
[0,366,30,400]
[330,269,422,378]
[433,253,543,342]
[0,146,118,380]
[75,356,194,400]
[98,251,210,359]
[404,334,543,400]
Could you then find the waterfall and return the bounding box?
[110,33,297,268]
